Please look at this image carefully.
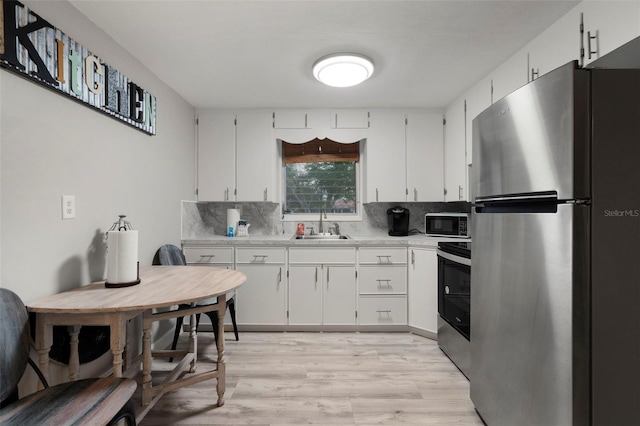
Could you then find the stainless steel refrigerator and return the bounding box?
[470,61,640,425]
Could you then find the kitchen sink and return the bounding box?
[291,233,351,240]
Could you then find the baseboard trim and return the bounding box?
[179,323,436,339]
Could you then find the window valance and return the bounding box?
[282,138,360,164]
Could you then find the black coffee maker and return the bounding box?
[387,206,410,236]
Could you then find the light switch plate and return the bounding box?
[62,195,76,219]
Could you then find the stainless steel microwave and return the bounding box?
[425,213,469,237]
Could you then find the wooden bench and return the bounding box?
[0,288,137,425]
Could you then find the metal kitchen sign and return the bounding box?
[0,0,156,135]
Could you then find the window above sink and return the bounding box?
[281,138,362,221]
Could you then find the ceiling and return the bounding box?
[69,0,579,110]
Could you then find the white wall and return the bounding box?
[1,0,196,304]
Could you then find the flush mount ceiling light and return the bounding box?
[312,53,374,88]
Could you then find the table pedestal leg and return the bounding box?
[188,310,197,373]
[34,319,53,390]
[68,325,82,381]
[142,311,153,405]
[216,294,226,407]
[109,317,127,377]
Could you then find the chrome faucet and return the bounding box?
[319,208,327,233]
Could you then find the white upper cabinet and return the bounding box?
[581,1,640,64]
[366,110,406,202]
[526,10,579,82]
[330,110,370,129]
[406,112,444,202]
[490,50,528,104]
[273,110,309,129]
[197,111,276,202]
[526,2,640,81]
[366,110,444,202]
[236,111,275,201]
[465,82,492,165]
[197,113,236,201]
[444,98,467,201]
[444,1,639,199]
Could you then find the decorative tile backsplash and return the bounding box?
[182,201,470,238]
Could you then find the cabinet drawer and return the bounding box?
[236,247,286,264]
[359,247,407,264]
[359,266,407,294]
[289,247,356,264]
[183,247,234,264]
[358,295,407,325]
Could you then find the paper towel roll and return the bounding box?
[227,209,240,234]
[106,230,139,286]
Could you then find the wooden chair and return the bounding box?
[0,288,137,425]
[152,245,239,358]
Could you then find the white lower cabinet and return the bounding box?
[288,248,356,326]
[235,247,286,325]
[183,246,234,265]
[288,266,322,324]
[358,247,407,326]
[182,243,441,333]
[408,247,438,335]
[358,295,407,325]
[182,245,234,325]
[323,266,357,325]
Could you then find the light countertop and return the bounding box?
[182,234,470,248]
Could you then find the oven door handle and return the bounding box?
[437,250,471,266]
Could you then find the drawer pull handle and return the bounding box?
[199,254,215,259]
[252,255,268,262]
[376,279,392,287]
[376,255,392,263]
[376,310,392,314]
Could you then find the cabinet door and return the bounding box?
[236,264,286,325]
[465,83,491,165]
[582,1,640,64]
[491,50,528,104]
[444,99,467,202]
[366,110,406,202]
[408,247,438,334]
[197,113,236,201]
[331,110,369,129]
[273,110,308,129]
[526,13,578,83]
[323,266,356,325]
[288,266,322,325]
[235,111,275,201]
[406,112,444,201]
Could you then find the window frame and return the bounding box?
[279,139,363,222]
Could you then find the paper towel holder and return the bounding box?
[108,215,134,232]
[105,215,141,288]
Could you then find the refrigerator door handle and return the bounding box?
[475,191,562,214]
[476,191,557,204]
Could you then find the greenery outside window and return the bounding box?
[283,138,360,216]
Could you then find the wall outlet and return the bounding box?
[62,195,76,219]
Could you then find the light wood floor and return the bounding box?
[139,332,484,425]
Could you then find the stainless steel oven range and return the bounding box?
[437,241,471,379]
